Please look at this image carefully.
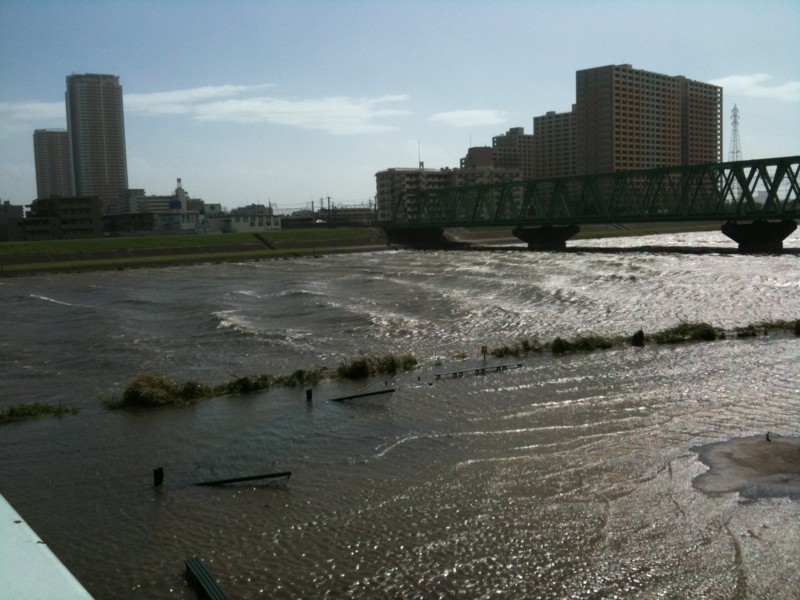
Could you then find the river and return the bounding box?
[1,231,799,599]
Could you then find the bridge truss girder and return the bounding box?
[391,156,800,228]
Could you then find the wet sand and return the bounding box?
[693,435,800,500]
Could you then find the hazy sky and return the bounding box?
[1,0,798,212]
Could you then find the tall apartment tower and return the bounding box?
[532,110,577,179]
[66,74,129,214]
[33,129,74,199]
[574,64,722,174]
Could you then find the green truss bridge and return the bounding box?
[385,155,800,253]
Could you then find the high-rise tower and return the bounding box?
[33,129,73,199]
[66,74,128,214]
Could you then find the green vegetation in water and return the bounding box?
[487,319,798,357]
[337,353,418,379]
[217,367,328,395]
[489,338,543,358]
[104,319,797,412]
[549,335,614,355]
[109,354,417,410]
[106,374,214,409]
[650,322,722,344]
[0,402,79,424]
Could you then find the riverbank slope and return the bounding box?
[0,222,723,276]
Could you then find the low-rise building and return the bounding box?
[226,204,281,233]
[23,196,103,240]
[0,201,25,241]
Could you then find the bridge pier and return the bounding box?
[721,220,797,253]
[512,225,580,250]
[384,227,468,249]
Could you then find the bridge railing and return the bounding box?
[389,155,800,227]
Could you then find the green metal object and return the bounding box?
[390,156,800,228]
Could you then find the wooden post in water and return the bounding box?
[153,467,164,487]
[306,389,313,403]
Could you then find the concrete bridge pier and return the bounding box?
[384,227,468,249]
[721,220,797,253]
[512,225,580,250]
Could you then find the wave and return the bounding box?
[29,293,80,307]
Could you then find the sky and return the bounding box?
[1,0,798,212]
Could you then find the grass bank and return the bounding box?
[0,228,388,276]
[1,222,728,276]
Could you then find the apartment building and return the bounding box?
[375,167,454,222]
[532,110,577,179]
[66,74,129,214]
[23,196,103,240]
[376,65,723,221]
[574,64,721,174]
[33,129,74,199]
[492,128,536,180]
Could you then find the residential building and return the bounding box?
[492,128,536,180]
[679,77,723,165]
[375,65,723,220]
[33,129,73,198]
[23,196,103,240]
[123,179,205,232]
[574,64,721,174]
[66,74,129,214]
[460,147,493,170]
[375,167,454,222]
[0,201,25,241]
[532,110,577,179]
[227,204,281,233]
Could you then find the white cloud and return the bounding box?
[0,101,65,137]
[429,109,506,128]
[124,84,273,115]
[0,85,411,136]
[710,74,800,103]
[125,85,410,134]
[188,94,411,135]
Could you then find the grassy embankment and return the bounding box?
[0,222,725,276]
[0,228,388,276]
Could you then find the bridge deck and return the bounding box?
[389,156,800,229]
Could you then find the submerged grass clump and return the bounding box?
[490,338,542,358]
[218,367,329,395]
[548,334,613,356]
[106,374,213,409]
[101,318,796,414]
[651,321,722,344]
[109,354,416,410]
[0,402,79,424]
[337,353,417,380]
